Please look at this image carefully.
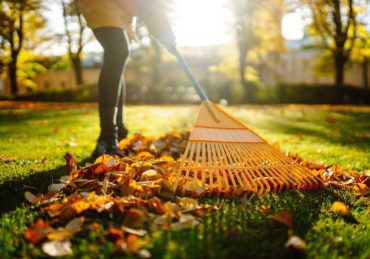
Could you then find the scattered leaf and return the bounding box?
[331,201,350,215]
[42,240,73,257]
[24,191,38,204]
[268,211,293,228]
[285,235,307,250]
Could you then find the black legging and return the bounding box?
[93,27,129,131]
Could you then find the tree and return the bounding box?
[302,0,362,87]
[350,3,370,88]
[0,0,44,95]
[60,0,89,86]
[229,0,285,98]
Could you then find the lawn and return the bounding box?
[0,103,369,258]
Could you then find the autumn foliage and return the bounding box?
[23,130,370,256]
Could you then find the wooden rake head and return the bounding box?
[173,101,322,197]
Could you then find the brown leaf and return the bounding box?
[64,152,77,174]
[268,211,293,228]
[123,208,144,229]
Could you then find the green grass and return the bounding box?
[0,104,369,258]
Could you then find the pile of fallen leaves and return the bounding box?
[23,130,369,256]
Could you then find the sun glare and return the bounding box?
[282,12,304,40]
[172,0,232,46]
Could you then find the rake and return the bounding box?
[171,47,322,196]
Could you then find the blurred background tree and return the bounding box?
[59,0,90,86]
[298,0,365,87]
[0,0,46,94]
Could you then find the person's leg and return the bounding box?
[92,27,129,157]
[116,81,129,140]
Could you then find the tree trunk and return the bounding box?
[72,56,83,86]
[363,57,369,89]
[8,60,18,95]
[334,56,345,87]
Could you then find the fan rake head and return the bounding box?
[173,102,322,197]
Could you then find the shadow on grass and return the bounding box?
[262,111,370,151]
[0,157,93,215]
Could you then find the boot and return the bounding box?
[92,127,123,158]
[117,124,129,141]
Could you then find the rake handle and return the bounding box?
[171,46,220,123]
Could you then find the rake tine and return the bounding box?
[211,143,223,194]
[214,143,230,193]
[220,144,238,192]
[239,144,269,195]
[191,142,202,195]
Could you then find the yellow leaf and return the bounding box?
[47,228,72,241]
[140,170,160,181]
[331,201,350,215]
[71,201,90,214]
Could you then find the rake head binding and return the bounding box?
[173,102,323,196]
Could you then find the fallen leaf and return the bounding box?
[123,208,144,229]
[42,240,73,257]
[140,170,160,181]
[125,235,144,253]
[24,191,38,204]
[47,228,72,241]
[65,217,84,234]
[121,226,147,236]
[107,227,123,240]
[24,219,53,244]
[285,235,307,250]
[48,184,65,192]
[331,201,350,215]
[268,211,293,228]
[171,215,198,230]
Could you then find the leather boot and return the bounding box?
[92,106,122,158]
[117,125,129,141]
[91,126,123,158]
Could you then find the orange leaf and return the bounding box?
[268,211,293,228]
[331,201,350,215]
[24,219,53,244]
[148,197,167,214]
[107,227,123,241]
[125,235,144,253]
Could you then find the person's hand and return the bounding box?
[132,0,177,55]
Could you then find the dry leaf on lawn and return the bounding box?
[268,211,293,228]
[285,235,307,250]
[24,191,38,204]
[331,201,350,215]
[42,240,73,257]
